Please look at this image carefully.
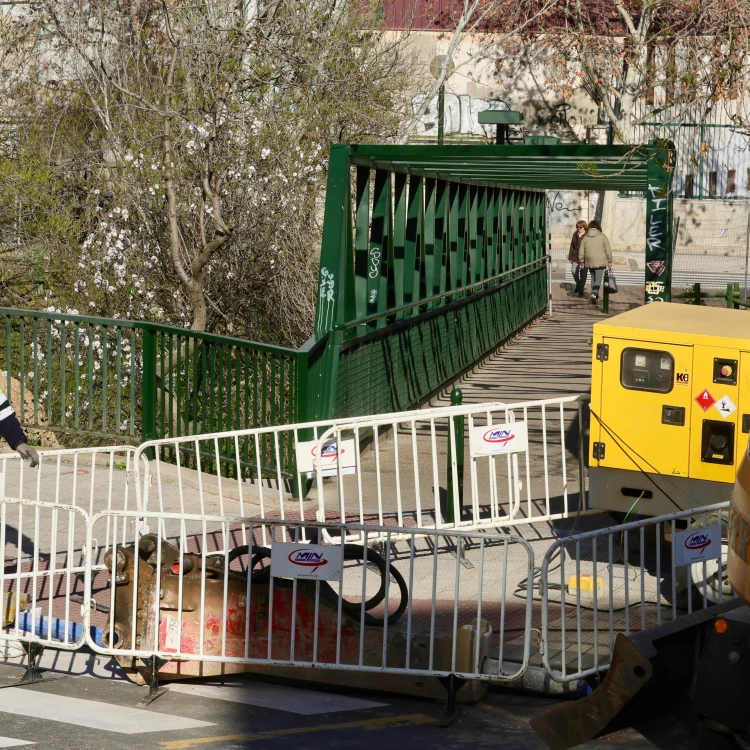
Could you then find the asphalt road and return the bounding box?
[0,651,653,750]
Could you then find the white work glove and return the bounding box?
[16,444,39,468]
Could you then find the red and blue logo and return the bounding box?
[482,428,515,446]
[310,443,344,461]
[685,532,712,552]
[288,549,328,573]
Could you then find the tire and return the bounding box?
[321,544,409,626]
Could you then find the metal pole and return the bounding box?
[744,212,749,300]
[446,387,464,524]
[602,270,610,314]
[437,83,445,145]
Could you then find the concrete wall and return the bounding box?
[550,194,750,254]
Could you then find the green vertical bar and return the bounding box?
[501,189,509,272]
[73,323,80,430]
[130,329,137,438]
[354,167,370,333]
[47,321,53,425]
[261,352,267,466]
[115,328,122,432]
[235,349,241,430]
[253,350,258,428]
[485,187,496,279]
[101,327,108,432]
[446,387,464,524]
[158,332,165,438]
[142,327,157,445]
[32,318,38,425]
[448,182,459,296]
[645,139,675,303]
[423,178,436,308]
[87,326,93,431]
[193,340,202,438]
[314,144,351,338]
[393,172,407,319]
[177,334,183,437]
[271,354,277,426]
[5,318,10,408]
[468,185,478,284]
[207,343,214,432]
[18,320,24,424]
[403,175,421,317]
[457,184,469,293]
[434,180,448,305]
[59,319,66,428]
[218,344,225,432]
[477,185,487,282]
[367,169,391,327]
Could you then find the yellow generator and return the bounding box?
[589,303,750,516]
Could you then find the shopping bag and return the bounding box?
[606,270,619,294]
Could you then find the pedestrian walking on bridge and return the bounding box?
[568,220,588,297]
[579,219,612,306]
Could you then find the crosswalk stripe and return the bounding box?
[0,688,214,734]
[0,739,33,748]
[168,681,387,715]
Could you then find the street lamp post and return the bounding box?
[430,55,455,145]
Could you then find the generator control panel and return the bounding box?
[589,304,750,514]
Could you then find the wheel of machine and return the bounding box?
[320,544,409,626]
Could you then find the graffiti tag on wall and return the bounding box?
[412,93,509,137]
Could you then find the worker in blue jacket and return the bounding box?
[0,390,39,467]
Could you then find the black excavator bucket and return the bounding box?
[530,599,749,750]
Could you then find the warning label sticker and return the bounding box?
[695,389,716,412]
[715,395,737,419]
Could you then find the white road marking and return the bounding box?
[1,649,129,682]
[168,681,387,715]
[0,739,34,747]
[0,688,214,734]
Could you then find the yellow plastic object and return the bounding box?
[589,303,750,515]
[567,574,603,595]
[2,593,29,627]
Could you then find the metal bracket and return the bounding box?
[137,655,169,707]
[596,343,609,361]
[593,442,606,460]
[442,536,474,570]
[437,673,467,727]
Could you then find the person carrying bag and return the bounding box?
[578,220,613,306]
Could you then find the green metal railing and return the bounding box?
[675,282,750,309]
[1,309,300,477]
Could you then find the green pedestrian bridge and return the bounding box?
[0,141,674,480]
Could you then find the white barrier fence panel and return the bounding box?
[314,395,589,544]
[0,497,90,651]
[133,395,589,547]
[84,511,536,684]
[540,502,735,683]
[133,410,452,550]
[0,447,146,652]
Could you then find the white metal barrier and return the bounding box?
[84,511,536,684]
[540,502,734,683]
[314,395,589,543]
[132,395,589,547]
[0,447,146,651]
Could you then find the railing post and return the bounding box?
[142,327,157,453]
[602,270,609,314]
[291,350,311,501]
[446,387,464,525]
[726,282,733,309]
[694,282,701,306]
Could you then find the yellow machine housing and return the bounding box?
[589,303,750,516]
